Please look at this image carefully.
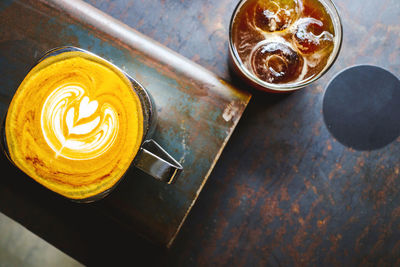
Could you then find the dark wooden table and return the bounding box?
[3,0,400,266]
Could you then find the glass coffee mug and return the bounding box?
[1,46,182,203]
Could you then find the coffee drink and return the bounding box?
[5,50,144,200]
[230,0,341,90]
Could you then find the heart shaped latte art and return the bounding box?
[6,51,144,200]
[41,86,119,160]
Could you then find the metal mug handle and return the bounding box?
[133,139,182,184]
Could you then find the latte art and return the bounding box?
[5,50,144,200]
[41,85,119,160]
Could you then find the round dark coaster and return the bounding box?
[323,65,400,151]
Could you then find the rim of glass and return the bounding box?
[229,0,343,92]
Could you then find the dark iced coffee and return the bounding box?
[230,0,340,89]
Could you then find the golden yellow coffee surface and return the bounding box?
[6,51,144,200]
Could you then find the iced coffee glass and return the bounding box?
[229,0,342,92]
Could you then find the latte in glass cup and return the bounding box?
[5,49,144,200]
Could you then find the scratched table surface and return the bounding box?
[2,0,400,266]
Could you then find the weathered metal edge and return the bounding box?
[167,100,250,247]
[41,0,251,101]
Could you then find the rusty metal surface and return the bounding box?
[0,0,250,252]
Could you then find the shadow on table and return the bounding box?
[0,151,167,266]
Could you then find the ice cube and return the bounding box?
[293,17,334,54]
[253,0,299,32]
[250,41,304,83]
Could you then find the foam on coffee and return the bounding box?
[5,51,143,200]
[41,83,119,160]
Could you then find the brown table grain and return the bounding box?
[7,0,400,266]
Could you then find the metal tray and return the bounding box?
[0,0,251,246]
